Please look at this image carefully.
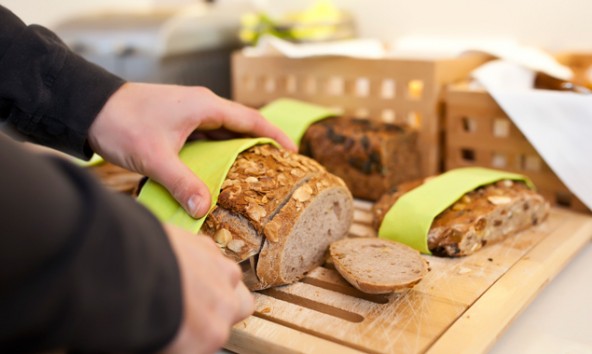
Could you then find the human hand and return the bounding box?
[161,224,255,354]
[89,83,296,218]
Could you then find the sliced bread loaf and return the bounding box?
[373,179,550,257]
[202,144,323,262]
[329,237,429,294]
[201,144,354,290]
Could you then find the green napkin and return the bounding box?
[378,167,534,254]
[137,137,278,233]
[260,98,340,145]
[75,154,105,167]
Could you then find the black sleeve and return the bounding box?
[0,133,183,353]
[0,6,183,353]
[0,5,125,159]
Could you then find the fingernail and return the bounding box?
[187,196,199,217]
[188,195,207,218]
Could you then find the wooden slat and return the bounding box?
[228,316,365,354]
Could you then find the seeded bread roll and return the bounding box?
[372,179,550,257]
[330,238,429,294]
[299,117,421,201]
[201,144,354,290]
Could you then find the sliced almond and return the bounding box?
[487,195,512,205]
[292,184,313,202]
[221,179,237,189]
[227,239,246,253]
[245,176,258,183]
[214,228,232,247]
[290,169,305,178]
[277,174,288,185]
[452,203,465,211]
[260,147,271,157]
[246,203,267,222]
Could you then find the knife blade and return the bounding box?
[239,255,259,289]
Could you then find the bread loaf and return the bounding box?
[373,179,550,257]
[330,237,429,294]
[201,144,354,290]
[299,117,421,201]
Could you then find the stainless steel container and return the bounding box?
[55,4,242,98]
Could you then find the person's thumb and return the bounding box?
[149,156,212,218]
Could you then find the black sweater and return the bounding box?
[0,6,182,353]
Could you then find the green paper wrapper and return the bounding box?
[260,98,340,145]
[75,154,105,167]
[137,138,278,232]
[378,167,534,254]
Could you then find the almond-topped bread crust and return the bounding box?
[217,144,325,233]
[373,179,550,257]
[201,144,354,290]
[330,237,429,294]
[202,144,326,261]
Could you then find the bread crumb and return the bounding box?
[260,307,272,314]
[457,267,472,275]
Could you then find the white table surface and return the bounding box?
[488,241,592,354]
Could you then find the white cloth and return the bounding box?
[473,60,592,210]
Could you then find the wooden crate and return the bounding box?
[231,52,490,176]
[555,52,592,86]
[444,54,592,213]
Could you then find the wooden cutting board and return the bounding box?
[225,201,592,354]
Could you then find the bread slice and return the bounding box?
[373,179,550,257]
[253,173,353,289]
[330,237,429,294]
[201,144,354,290]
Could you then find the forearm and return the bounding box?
[0,5,125,159]
[0,134,182,353]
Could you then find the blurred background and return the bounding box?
[3,0,591,98]
[3,0,592,51]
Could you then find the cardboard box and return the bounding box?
[231,51,490,176]
[445,54,592,213]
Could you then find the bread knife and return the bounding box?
[239,255,259,289]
